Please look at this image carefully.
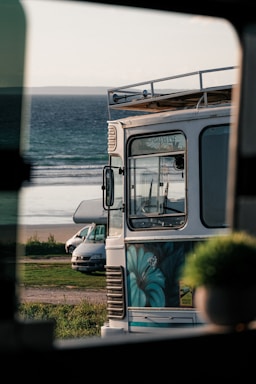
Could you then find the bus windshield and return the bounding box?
[128,132,186,229]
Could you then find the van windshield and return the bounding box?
[86,224,106,242]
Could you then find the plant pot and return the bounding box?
[194,285,256,327]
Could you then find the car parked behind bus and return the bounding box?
[65,225,92,254]
[71,222,106,273]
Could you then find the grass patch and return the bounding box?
[18,236,107,339]
[18,263,107,339]
[19,263,106,288]
[18,301,107,339]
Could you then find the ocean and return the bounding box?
[19,94,124,225]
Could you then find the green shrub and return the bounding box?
[180,231,256,288]
[25,233,65,255]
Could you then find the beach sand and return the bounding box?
[18,223,86,244]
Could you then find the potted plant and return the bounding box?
[180,231,256,328]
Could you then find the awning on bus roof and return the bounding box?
[73,198,107,224]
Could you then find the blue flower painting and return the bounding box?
[127,245,165,307]
[126,241,196,308]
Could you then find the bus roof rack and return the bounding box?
[107,66,238,116]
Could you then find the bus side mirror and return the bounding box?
[103,166,114,208]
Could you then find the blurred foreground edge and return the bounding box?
[1,0,256,381]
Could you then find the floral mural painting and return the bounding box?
[127,245,165,307]
[127,241,195,308]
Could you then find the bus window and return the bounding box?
[128,132,186,229]
[200,124,230,227]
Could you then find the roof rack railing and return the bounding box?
[107,66,238,117]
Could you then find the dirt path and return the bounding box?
[18,257,107,305]
[19,286,107,305]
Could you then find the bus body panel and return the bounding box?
[102,69,234,336]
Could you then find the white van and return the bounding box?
[71,198,107,273]
[65,225,92,254]
[71,222,106,273]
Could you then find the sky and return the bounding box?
[20,0,240,88]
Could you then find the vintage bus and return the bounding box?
[101,66,237,336]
